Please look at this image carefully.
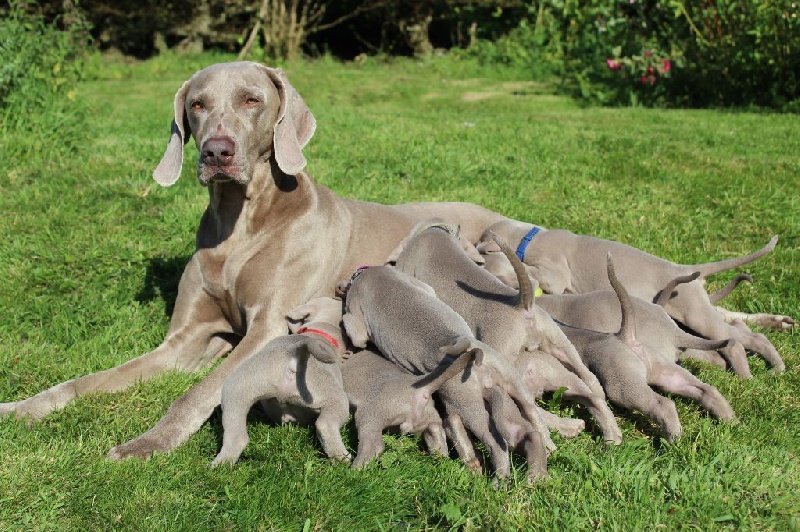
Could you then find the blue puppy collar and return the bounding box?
[515,226,541,262]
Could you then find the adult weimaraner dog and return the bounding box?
[0,61,507,459]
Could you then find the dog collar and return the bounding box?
[297,327,340,349]
[515,226,541,262]
[345,265,370,291]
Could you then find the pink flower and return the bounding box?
[644,49,652,58]
[606,59,622,71]
[660,59,672,72]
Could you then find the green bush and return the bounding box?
[454,3,565,80]
[0,0,91,157]
[462,0,799,110]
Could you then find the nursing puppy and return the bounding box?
[343,347,478,468]
[478,221,785,377]
[390,219,604,401]
[342,266,551,480]
[211,297,349,467]
[557,255,733,442]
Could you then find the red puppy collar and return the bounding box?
[297,327,340,349]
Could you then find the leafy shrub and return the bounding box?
[0,0,91,157]
[557,0,800,109]
[460,0,799,110]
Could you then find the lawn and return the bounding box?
[0,53,798,529]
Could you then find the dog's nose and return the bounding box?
[202,136,236,166]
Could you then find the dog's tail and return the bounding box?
[688,236,777,279]
[652,272,701,307]
[414,344,482,392]
[607,253,637,346]
[708,273,754,305]
[305,335,340,364]
[486,230,534,311]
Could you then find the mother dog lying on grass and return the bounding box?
[0,61,790,461]
[0,61,506,459]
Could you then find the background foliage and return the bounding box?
[4,0,798,109]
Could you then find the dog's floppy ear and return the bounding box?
[261,67,316,176]
[286,302,314,333]
[153,79,192,186]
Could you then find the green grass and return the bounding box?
[1,53,798,529]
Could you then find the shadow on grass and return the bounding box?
[136,255,192,316]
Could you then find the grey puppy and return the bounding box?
[479,220,786,377]
[390,219,605,402]
[558,255,733,442]
[342,265,551,480]
[211,297,350,467]
[513,347,623,444]
[537,279,737,425]
[343,347,478,468]
[442,388,558,484]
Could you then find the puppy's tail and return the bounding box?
[486,230,535,311]
[708,273,753,305]
[689,236,777,279]
[414,344,482,392]
[608,253,637,346]
[652,272,701,307]
[306,336,340,364]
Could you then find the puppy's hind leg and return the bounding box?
[211,370,274,467]
[648,360,736,422]
[350,411,385,469]
[315,394,352,462]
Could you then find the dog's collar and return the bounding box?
[297,327,340,349]
[345,265,371,291]
[515,226,541,262]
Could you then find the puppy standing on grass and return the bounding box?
[534,275,738,424]
[342,347,478,468]
[342,266,551,481]
[211,297,350,467]
[557,255,732,442]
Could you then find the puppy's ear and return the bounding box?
[476,240,502,254]
[286,303,314,333]
[153,79,192,186]
[261,67,316,176]
[458,234,485,264]
[342,313,368,348]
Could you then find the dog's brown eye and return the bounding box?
[190,100,204,110]
[245,97,260,105]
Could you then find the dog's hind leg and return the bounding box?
[648,360,735,422]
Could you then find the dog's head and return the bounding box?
[153,61,316,187]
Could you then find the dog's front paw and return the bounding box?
[2,398,49,423]
[555,418,585,439]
